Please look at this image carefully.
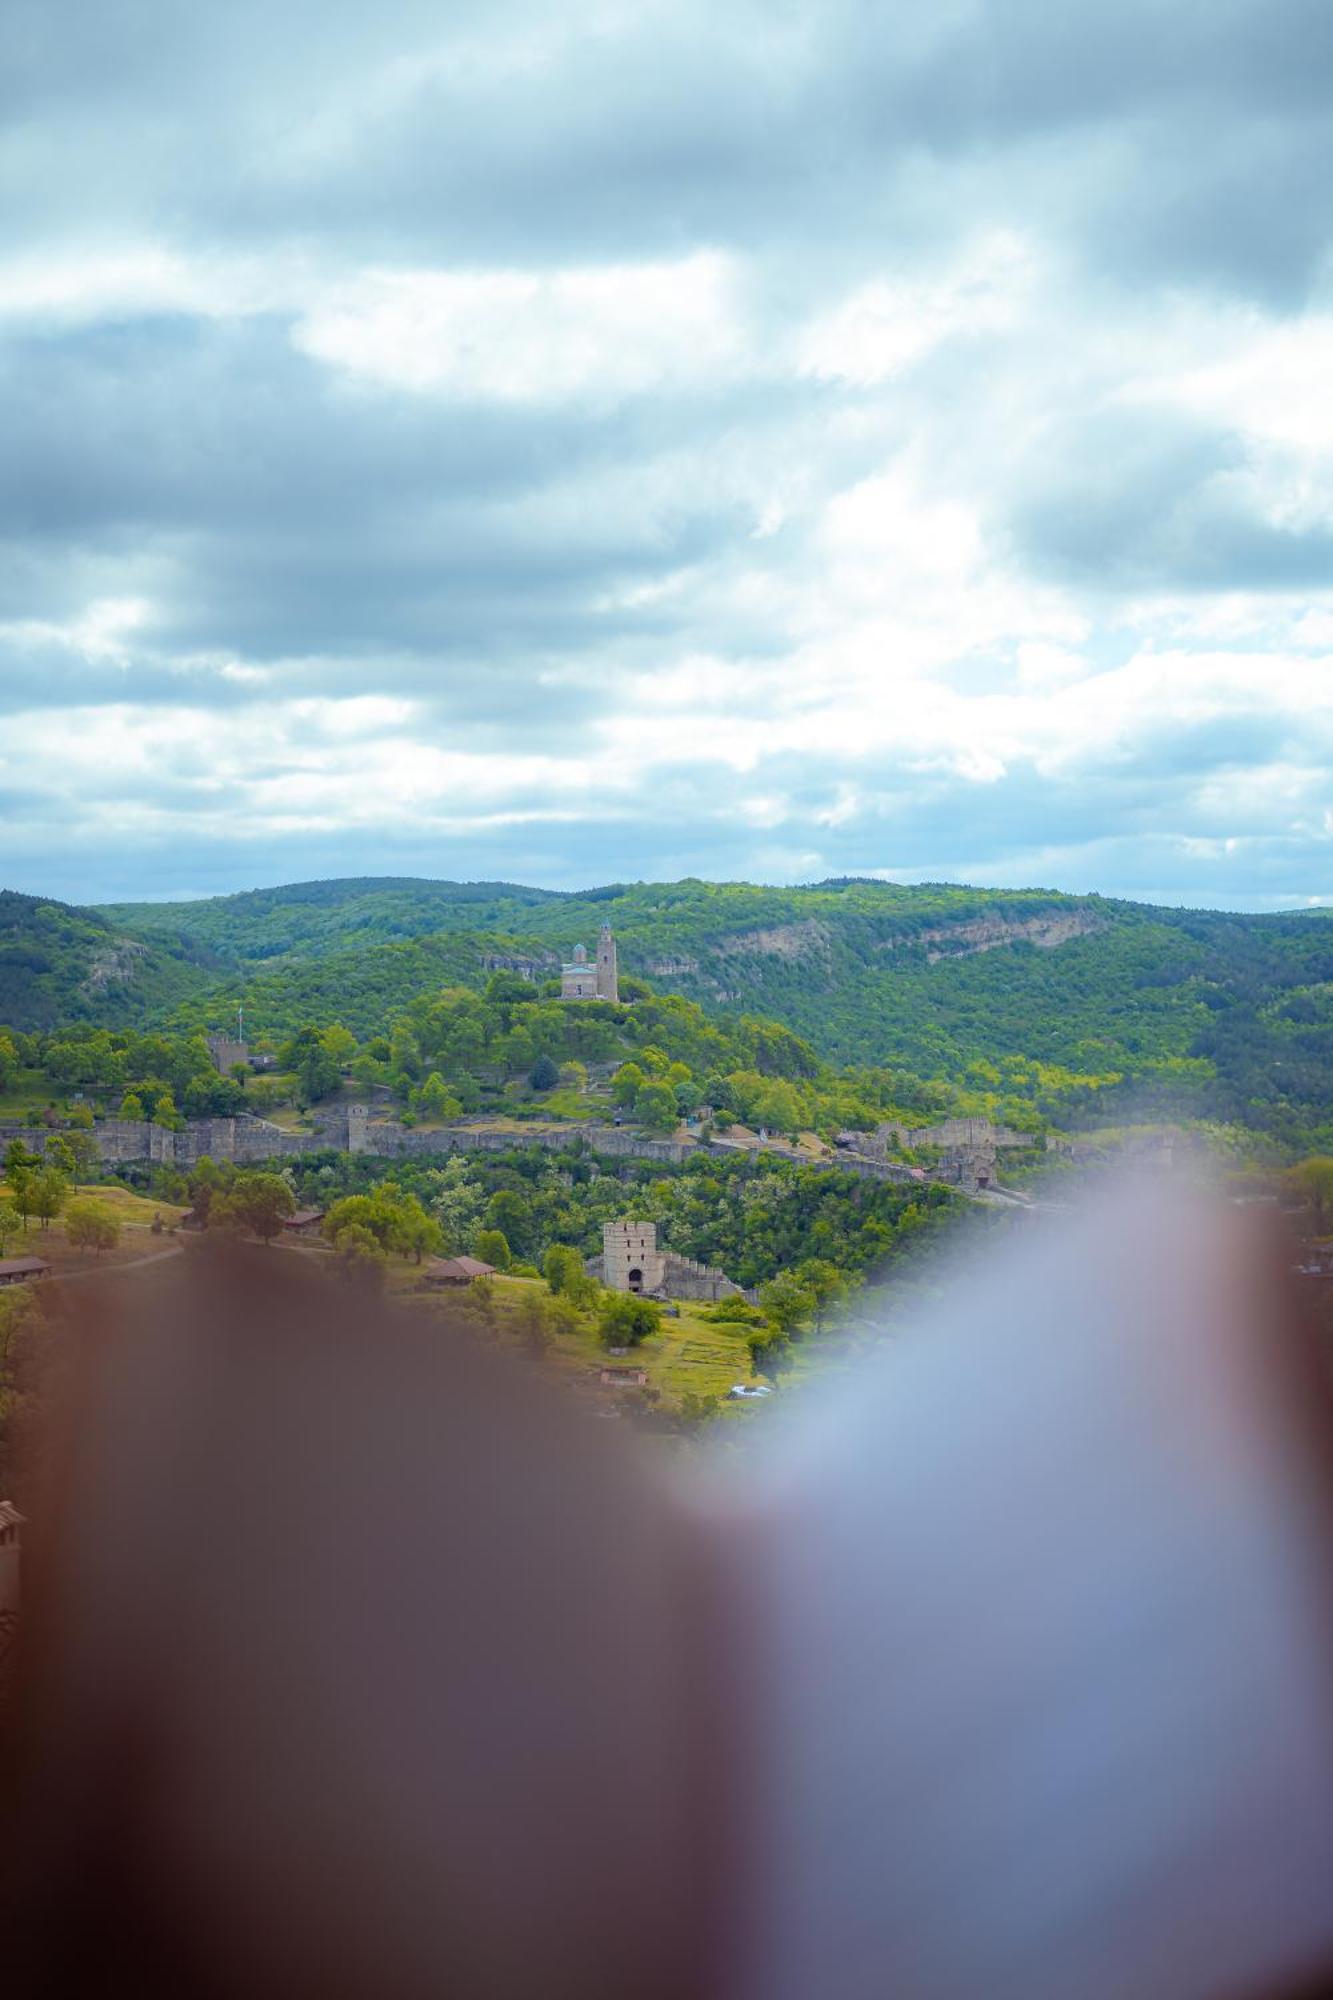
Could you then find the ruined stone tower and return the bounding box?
[595,922,619,1002]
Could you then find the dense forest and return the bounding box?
[122,1141,961,1293]
[1,875,1330,1153]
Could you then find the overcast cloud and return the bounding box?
[2,0,1331,906]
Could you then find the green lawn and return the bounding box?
[399,1269,760,1412]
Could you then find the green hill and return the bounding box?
[0,872,1320,1152]
[0,889,217,1030]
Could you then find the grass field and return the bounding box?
[0,1182,191,1275]
[394,1269,761,1413]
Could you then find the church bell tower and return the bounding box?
[595,923,619,1002]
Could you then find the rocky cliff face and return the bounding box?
[878,910,1103,963]
[81,938,150,994]
[713,921,833,961]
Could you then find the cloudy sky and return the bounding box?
[3,0,1331,908]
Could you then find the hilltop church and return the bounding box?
[561,923,619,1002]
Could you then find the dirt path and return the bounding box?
[52,1244,186,1284]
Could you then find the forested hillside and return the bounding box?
[0,889,215,1029]
[101,875,1333,1151]
[2,875,1329,1152]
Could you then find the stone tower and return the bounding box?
[602,1219,664,1295]
[595,923,619,1002]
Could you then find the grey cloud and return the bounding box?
[4,0,1333,905]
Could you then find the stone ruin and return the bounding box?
[587,1218,749,1304]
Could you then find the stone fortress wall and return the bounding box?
[0,1105,967,1202]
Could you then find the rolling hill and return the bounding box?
[0,875,1328,1150]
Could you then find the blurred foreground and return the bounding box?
[3,1184,1333,1998]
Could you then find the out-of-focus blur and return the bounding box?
[3,1185,1333,1999]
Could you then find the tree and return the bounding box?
[635,1080,680,1133]
[118,1091,145,1122]
[758,1270,817,1339]
[3,1138,38,1180]
[543,1243,597,1307]
[152,1091,180,1130]
[321,1023,358,1068]
[227,1171,295,1245]
[558,1060,588,1093]
[428,1161,485,1254]
[27,1166,68,1232]
[612,1062,645,1107]
[332,1222,386,1289]
[794,1258,849,1333]
[747,1326,794,1384]
[474,1227,511,1272]
[65,1199,120,1256]
[485,1189,532,1257]
[47,1131,98,1179]
[416,1072,461,1122]
[598,1290,661,1349]
[529,1053,559,1092]
[187,1156,229,1226]
[544,1243,585,1295]
[398,1197,443,1264]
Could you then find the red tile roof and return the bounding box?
[426,1256,498,1281]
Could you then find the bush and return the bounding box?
[699,1298,765,1325]
[598,1290,662,1349]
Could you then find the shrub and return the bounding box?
[598,1290,662,1349]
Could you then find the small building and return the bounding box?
[424,1255,498,1286]
[0,1257,49,1288]
[283,1208,325,1236]
[598,1366,650,1388]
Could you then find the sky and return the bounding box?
[2,0,1331,910]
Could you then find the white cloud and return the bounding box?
[292,251,748,402]
[795,232,1037,387]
